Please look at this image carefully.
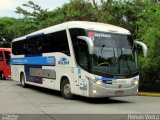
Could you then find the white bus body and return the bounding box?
[11,21,147,99]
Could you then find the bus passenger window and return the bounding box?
[45,30,70,56]
[4,51,10,66]
[0,52,3,61]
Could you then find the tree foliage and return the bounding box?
[135,0,160,91]
[0,17,18,47]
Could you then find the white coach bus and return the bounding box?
[11,21,147,99]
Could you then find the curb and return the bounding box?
[137,92,160,97]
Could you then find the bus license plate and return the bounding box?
[115,91,124,95]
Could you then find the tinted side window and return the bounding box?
[12,36,42,55]
[12,30,70,56]
[0,51,3,60]
[69,28,86,62]
[69,28,89,70]
[12,41,22,55]
[4,51,10,66]
[78,40,89,70]
[28,36,43,54]
[44,30,70,56]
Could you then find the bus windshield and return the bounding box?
[90,32,137,76]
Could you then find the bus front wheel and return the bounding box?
[20,73,27,88]
[61,79,74,99]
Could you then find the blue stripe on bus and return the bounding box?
[95,77,116,81]
[11,56,55,66]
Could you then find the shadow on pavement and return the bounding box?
[0,78,12,81]
[15,83,62,98]
[74,95,132,104]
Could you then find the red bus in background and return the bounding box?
[0,48,11,80]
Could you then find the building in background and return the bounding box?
[155,0,160,3]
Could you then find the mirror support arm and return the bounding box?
[77,36,94,54]
[134,40,148,57]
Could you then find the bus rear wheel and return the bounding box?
[20,73,27,88]
[61,79,74,99]
[1,73,6,80]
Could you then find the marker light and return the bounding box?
[93,90,97,94]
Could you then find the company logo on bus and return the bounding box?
[58,57,69,65]
[88,32,94,40]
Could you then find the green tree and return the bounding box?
[0,17,18,47]
[15,1,48,20]
[136,0,160,91]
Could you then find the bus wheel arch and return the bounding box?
[20,72,27,88]
[60,76,74,99]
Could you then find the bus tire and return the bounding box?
[1,73,6,80]
[61,79,74,99]
[20,73,27,88]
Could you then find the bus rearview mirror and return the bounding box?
[134,40,148,57]
[77,36,94,54]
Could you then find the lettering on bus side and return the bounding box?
[58,57,69,65]
[11,56,55,66]
[80,83,87,90]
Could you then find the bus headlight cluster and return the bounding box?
[91,79,103,85]
[96,81,103,85]
[134,80,139,85]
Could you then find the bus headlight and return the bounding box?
[96,81,103,85]
[91,79,103,85]
[86,76,104,86]
[134,80,139,85]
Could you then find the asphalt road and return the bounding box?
[0,79,160,120]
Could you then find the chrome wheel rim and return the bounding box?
[64,84,71,96]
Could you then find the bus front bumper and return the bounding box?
[89,82,138,98]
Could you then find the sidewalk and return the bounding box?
[137,92,160,97]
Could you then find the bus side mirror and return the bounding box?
[77,36,94,54]
[134,40,148,57]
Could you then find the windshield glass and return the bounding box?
[88,31,137,76]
